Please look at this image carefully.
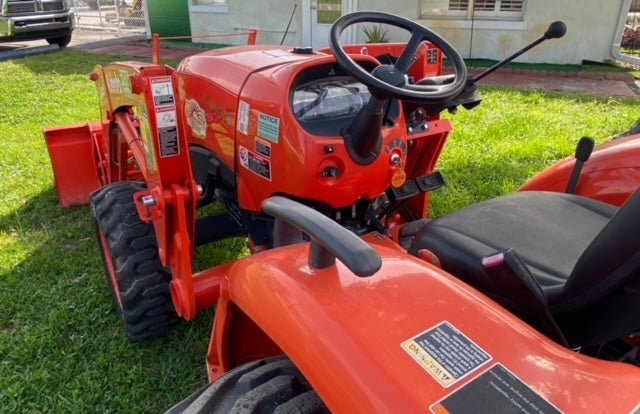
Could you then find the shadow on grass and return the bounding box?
[0,187,60,230]
[0,186,212,412]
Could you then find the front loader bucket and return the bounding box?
[44,122,103,207]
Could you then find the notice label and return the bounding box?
[431,364,563,414]
[402,321,491,387]
[239,145,271,181]
[257,112,280,143]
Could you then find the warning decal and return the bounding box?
[156,106,179,157]
[239,145,271,181]
[148,76,180,158]
[150,77,175,106]
[430,364,563,414]
[255,138,271,158]
[402,321,491,387]
[237,100,250,135]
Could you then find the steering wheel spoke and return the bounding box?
[394,32,425,73]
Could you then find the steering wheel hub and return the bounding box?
[370,65,406,98]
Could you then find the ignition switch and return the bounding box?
[389,151,406,188]
[390,152,403,167]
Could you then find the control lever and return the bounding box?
[565,137,595,194]
[473,21,567,83]
[418,21,566,116]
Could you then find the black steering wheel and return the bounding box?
[330,11,467,103]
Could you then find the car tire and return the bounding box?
[90,181,178,342]
[46,34,72,48]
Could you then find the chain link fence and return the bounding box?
[70,0,148,35]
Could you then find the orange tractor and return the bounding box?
[45,12,640,412]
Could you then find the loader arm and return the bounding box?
[92,62,203,320]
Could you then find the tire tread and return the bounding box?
[90,181,178,342]
[165,357,329,414]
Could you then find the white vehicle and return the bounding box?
[0,0,75,47]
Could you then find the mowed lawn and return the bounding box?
[1,49,639,413]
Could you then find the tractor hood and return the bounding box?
[175,44,411,212]
[177,45,327,96]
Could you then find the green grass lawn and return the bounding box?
[451,58,640,78]
[0,49,639,413]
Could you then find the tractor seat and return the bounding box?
[408,189,640,346]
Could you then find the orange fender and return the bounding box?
[207,234,640,412]
[520,134,640,206]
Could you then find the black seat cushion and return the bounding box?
[408,191,617,308]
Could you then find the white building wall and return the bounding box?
[374,0,628,64]
[188,1,629,65]
[189,1,303,47]
[418,0,628,64]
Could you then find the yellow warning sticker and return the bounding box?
[403,339,456,386]
[401,321,491,387]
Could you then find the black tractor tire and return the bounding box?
[90,181,178,342]
[165,356,329,414]
[46,34,72,48]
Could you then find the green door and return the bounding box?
[147,0,191,37]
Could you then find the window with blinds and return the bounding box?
[420,0,525,19]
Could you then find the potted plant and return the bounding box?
[363,24,390,43]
